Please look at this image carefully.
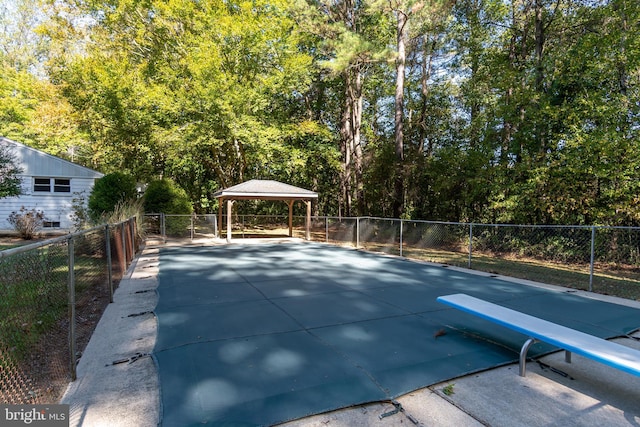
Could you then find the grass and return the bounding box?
[368,243,640,301]
[0,247,69,358]
[0,242,109,360]
[0,222,139,403]
[0,241,27,251]
[442,383,455,396]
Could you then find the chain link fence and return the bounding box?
[353,218,640,301]
[144,214,310,240]
[144,214,640,301]
[0,217,140,405]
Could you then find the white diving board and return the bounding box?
[436,293,640,377]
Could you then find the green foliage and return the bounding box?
[0,141,22,198]
[143,179,193,215]
[88,172,137,221]
[44,0,320,194]
[0,0,638,226]
[143,179,192,236]
[442,383,455,396]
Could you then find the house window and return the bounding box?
[43,221,61,228]
[54,179,71,193]
[34,178,51,192]
[34,178,71,193]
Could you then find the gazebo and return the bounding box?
[213,180,318,242]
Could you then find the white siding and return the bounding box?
[0,138,103,231]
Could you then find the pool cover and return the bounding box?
[153,242,640,426]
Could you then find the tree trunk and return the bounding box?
[393,10,408,218]
[418,36,436,156]
[352,69,365,215]
[534,0,547,155]
[340,71,354,217]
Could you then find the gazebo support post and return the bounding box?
[226,199,235,243]
[217,200,223,239]
[305,200,311,241]
[287,200,294,237]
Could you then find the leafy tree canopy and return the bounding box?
[0,0,638,225]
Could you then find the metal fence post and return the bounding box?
[468,223,473,269]
[129,217,136,260]
[190,214,194,240]
[105,224,113,303]
[400,219,404,257]
[325,216,328,243]
[67,236,77,381]
[589,226,596,292]
[127,218,133,264]
[161,213,166,242]
[121,221,127,270]
[356,217,360,249]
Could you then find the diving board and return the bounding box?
[437,293,640,377]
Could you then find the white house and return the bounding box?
[0,137,103,231]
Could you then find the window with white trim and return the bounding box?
[33,178,71,193]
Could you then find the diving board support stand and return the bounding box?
[519,338,536,376]
[519,338,572,376]
[437,293,640,378]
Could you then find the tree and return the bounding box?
[4,0,636,226]
[0,0,90,166]
[295,0,394,216]
[45,0,323,211]
[0,140,22,198]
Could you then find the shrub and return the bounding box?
[143,179,193,214]
[70,191,91,230]
[88,172,137,222]
[143,179,192,236]
[104,198,145,240]
[8,206,44,239]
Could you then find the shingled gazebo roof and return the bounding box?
[213,180,318,200]
[214,180,318,242]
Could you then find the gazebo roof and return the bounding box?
[213,180,318,200]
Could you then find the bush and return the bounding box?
[143,179,193,236]
[8,206,44,239]
[88,172,137,222]
[143,179,193,215]
[70,191,91,230]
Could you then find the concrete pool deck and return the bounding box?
[62,239,640,426]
